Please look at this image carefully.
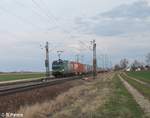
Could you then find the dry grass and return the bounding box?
[18,73,114,118]
[0,79,84,112]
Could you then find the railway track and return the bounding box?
[0,75,87,96]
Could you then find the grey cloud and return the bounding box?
[75,0,150,36]
[94,18,150,36]
[102,1,150,18]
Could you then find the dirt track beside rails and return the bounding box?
[0,79,85,113]
[119,75,150,117]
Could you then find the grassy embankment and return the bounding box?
[97,74,144,118]
[121,73,150,101]
[127,71,150,84]
[18,73,145,118]
[0,73,45,82]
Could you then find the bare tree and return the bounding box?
[146,53,150,66]
[120,58,129,69]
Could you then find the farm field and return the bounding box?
[127,71,150,83]
[0,72,45,82]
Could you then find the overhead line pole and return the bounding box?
[91,40,97,79]
[75,54,79,63]
[45,42,50,78]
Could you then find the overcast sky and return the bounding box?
[0,0,150,71]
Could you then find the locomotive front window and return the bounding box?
[52,64,64,69]
[52,66,61,69]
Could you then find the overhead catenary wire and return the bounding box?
[31,0,58,27]
[1,0,92,61]
[31,0,78,55]
[38,0,59,23]
[0,4,44,30]
[31,0,92,62]
[31,0,79,42]
[0,0,58,40]
[78,40,92,51]
[0,4,41,40]
[14,0,56,27]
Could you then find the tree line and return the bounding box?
[114,53,150,71]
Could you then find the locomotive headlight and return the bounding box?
[62,69,65,72]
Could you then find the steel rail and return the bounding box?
[0,75,87,96]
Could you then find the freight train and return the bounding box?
[52,59,93,77]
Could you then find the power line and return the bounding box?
[31,0,77,44]
[31,0,79,42]
[31,0,58,27]
[38,0,58,22]
[78,40,92,51]
[14,0,55,27]
[0,4,44,30]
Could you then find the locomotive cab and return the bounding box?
[52,59,65,77]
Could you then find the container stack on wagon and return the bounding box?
[52,59,93,77]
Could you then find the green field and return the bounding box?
[0,73,45,82]
[127,71,150,83]
[121,73,150,101]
